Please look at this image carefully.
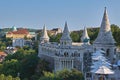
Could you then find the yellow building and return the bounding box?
[6,28,31,39]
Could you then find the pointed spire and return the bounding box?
[81,27,90,43]
[60,22,72,46]
[40,25,49,43]
[100,7,111,32]
[94,7,116,44]
[60,22,72,41]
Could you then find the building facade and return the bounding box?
[12,38,32,48]
[6,27,32,39]
[38,22,92,72]
[93,7,116,62]
[12,38,25,47]
[38,8,117,73]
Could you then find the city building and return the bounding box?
[6,26,32,39]
[12,38,25,47]
[93,7,116,62]
[12,38,32,48]
[48,28,62,36]
[38,8,118,79]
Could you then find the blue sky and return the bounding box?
[0,0,120,30]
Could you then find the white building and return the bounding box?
[93,7,116,62]
[38,8,117,74]
[12,38,32,48]
[12,38,25,47]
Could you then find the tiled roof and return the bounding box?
[7,29,29,34]
[0,52,7,56]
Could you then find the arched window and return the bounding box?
[64,52,67,57]
[106,49,110,56]
[79,53,80,57]
[74,51,77,57]
[114,48,116,55]
[64,52,68,57]
[101,48,104,51]
[67,52,69,57]
[94,48,96,51]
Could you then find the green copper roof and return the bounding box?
[12,26,17,31]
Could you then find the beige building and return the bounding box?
[6,28,31,39]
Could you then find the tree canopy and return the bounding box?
[39,69,84,80]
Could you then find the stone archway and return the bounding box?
[114,48,116,55]
[101,48,105,51]
[106,49,110,57]
[94,48,96,51]
[64,52,68,57]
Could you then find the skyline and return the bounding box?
[0,0,120,30]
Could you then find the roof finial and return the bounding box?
[104,7,107,14]
[105,7,106,10]
[65,21,67,27]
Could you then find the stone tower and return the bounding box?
[81,27,90,44]
[40,25,49,43]
[93,7,116,62]
[60,22,72,46]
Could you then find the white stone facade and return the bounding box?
[12,38,25,47]
[38,8,117,73]
[38,42,93,72]
[93,7,116,62]
[38,22,92,72]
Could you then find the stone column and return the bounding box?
[68,60,70,69]
[63,61,64,69]
[61,61,63,69]
[65,60,66,68]
[66,60,67,68]
[60,60,62,70]
[72,60,73,68]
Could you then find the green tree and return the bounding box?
[111,24,120,46]
[7,75,13,80]
[39,69,84,80]
[50,33,62,42]
[35,59,50,76]
[70,31,80,42]
[39,71,60,80]
[20,53,39,79]
[5,50,25,61]
[56,69,84,80]
[14,77,21,80]
[1,59,21,77]
[0,74,5,80]
[32,40,39,53]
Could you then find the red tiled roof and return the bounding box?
[0,52,7,56]
[7,29,29,34]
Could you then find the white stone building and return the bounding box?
[93,7,116,62]
[12,38,32,48]
[12,38,25,47]
[38,8,117,73]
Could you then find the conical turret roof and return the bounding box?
[81,27,90,42]
[40,25,49,41]
[94,7,116,44]
[60,22,72,41]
